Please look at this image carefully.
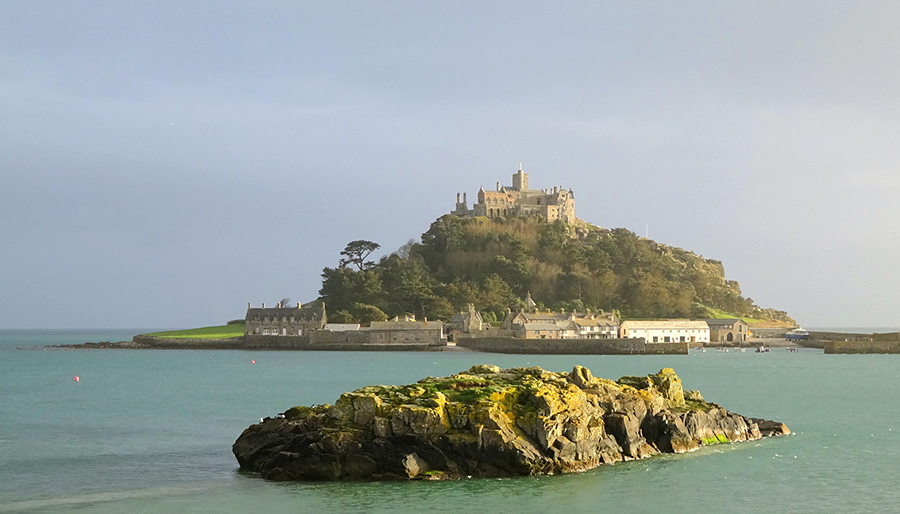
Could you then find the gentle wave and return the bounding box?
[0,482,221,512]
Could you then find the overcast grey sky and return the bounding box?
[2,1,898,329]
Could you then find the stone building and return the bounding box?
[310,319,445,347]
[448,303,484,334]
[705,318,750,344]
[619,320,710,344]
[501,293,620,339]
[244,301,326,337]
[451,165,580,224]
[365,320,445,345]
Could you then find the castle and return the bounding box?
[451,165,580,224]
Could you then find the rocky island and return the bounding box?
[233,365,788,480]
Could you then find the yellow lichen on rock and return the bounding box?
[233,365,789,481]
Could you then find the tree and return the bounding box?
[328,309,356,324]
[480,274,522,318]
[380,254,434,319]
[339,240,381,271]
[350,303,388,324]
[319,266,383,312]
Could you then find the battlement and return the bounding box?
[451,165,580,224]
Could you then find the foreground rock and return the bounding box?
[233,365,789,480]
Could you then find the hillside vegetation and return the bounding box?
[318,215,794,325]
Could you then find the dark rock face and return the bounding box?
[233,366,789,481]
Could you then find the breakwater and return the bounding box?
[804,331,900,354]
[455,336,687,355]
[809,331,900,342]
[824,340,900,354]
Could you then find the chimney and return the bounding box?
[463,192,467,203]
[262,302,265,308]
[457,192,461,203]
[248,302,251,310]
[496,181,500,191]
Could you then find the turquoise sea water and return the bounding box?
[2,330,899,513]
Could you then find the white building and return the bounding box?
[619,320,710,344]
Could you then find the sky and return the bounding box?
[2,1,899,329]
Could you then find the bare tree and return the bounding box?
[395,239,417,260]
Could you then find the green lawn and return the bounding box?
[144,324,245,339]
[701,306,767,324]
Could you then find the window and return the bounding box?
[652,336,658,342]
[680,336,686,342]
[664,336,671,342]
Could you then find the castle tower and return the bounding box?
[512,163,528,191]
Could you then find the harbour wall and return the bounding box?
[809,331,900,342]
[824,340,900,354]
[455,336,688,355]
[132,334,446,351]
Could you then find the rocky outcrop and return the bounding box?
[233,365,789,481]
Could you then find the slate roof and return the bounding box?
[324,324,360,332]
[524,322,563,332]
[368,321,443,331]
[704,318,745,327]
[245,303,325,322]
[449,310,483,325]
[620,320,709,330]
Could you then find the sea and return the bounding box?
[2,328,900,513]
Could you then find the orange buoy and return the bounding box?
[74,376,80,382]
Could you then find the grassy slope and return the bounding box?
[701,306,767,323]
[143,324,245,339]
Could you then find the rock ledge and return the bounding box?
[233,365,789,480]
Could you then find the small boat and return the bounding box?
[786,347,799,352]
[785,328,810,341]
[756,345,770,353]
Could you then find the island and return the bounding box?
[232,365,789,480]
[65,167,804,354]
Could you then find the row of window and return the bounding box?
[652,336,697,343]
[257,328,304,336]
[250,315,318,323]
